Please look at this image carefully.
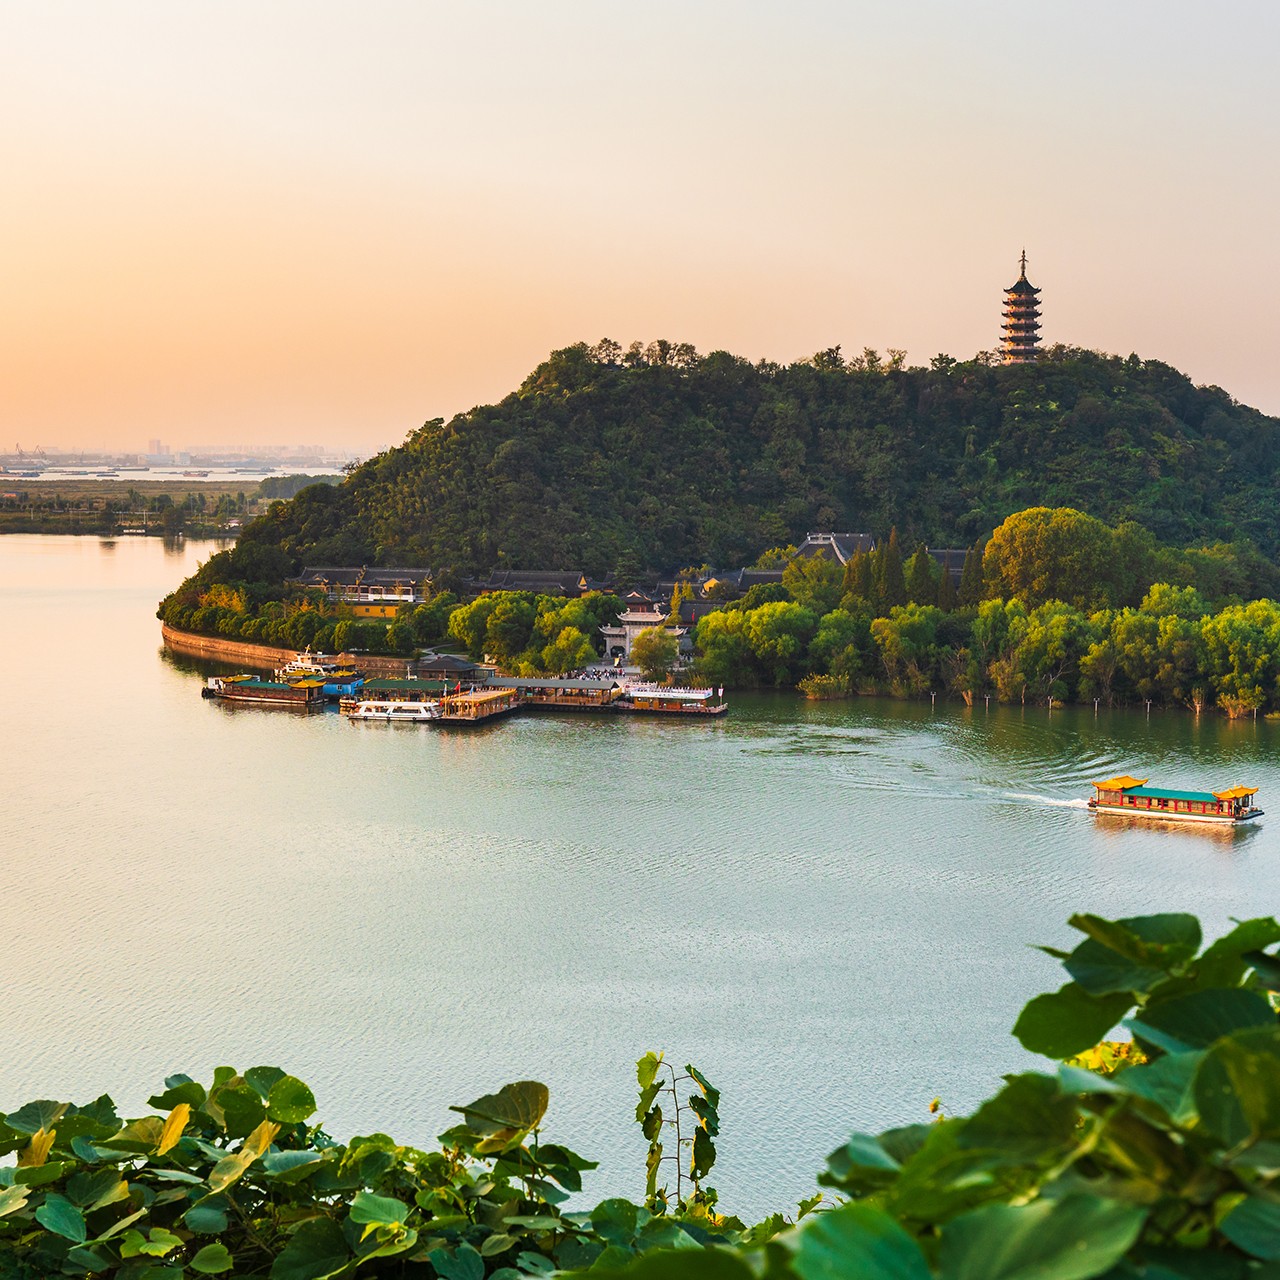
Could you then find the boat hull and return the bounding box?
[1089,802,1264,825]
[346,701,440,722]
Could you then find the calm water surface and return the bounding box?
[2,534,1278,1215]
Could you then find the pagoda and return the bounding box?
[1000,250,1042,363]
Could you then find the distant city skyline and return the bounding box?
[5,1,1278,452]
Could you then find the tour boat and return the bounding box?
[617,684,728,716]
[345,699,441,722]
[203,676,326,708]
[275,649,365,697]
[1089,776,1263,825]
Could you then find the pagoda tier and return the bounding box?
[1000,251,1042,364]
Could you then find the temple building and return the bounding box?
[599,600,691,664]
[1001,251,1042,363]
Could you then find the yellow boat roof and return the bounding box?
[1214,786,1259,800]
[1093,775,1149,791]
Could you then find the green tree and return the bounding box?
[984,507,1118,611]
[874,528,906,609]
[741,601,819,685]
[870,603,944,695]
[447,596,500,659]
[807,608,872,684]
[542,625,596,674]
[1015,601,1091,702]
[1079,611,1121,704]
[693,610,755,686]
[904,543,937,605]
[1200,599,1280,716]
[407,592,459,646]
[1140,582,1208,619]
[630,626,679,681]
[957,538,985,606]
[841,548,875,610]
[783,556,843,615]
[936,563,958,611]
[485,596,538,664]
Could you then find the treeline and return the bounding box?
[689,507,1280,714]
[194,339,1280,581]
[697,585,1280,717]
[160,506,1280,714]
[157,578,625,672]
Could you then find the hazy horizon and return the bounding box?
[5,1,1278,453]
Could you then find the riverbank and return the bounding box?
[160,624,417,677]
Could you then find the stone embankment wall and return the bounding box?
[160,625,417,676]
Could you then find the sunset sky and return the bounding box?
[5,1,1278,454]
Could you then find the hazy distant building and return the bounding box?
[1001,251,1042,363]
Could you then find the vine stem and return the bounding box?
[666,1062,683,1207]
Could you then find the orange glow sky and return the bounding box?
[5,2,1278,453]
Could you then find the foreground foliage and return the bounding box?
[3,910,1279,1278]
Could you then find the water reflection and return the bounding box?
[1091,812,1263,848]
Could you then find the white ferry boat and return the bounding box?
[345,699,441,722]
[1089,776,1263,825]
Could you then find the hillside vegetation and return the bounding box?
[216,341,1280,580]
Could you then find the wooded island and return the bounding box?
[158,342,1280,715]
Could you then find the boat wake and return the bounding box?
[1004,792,1091,809]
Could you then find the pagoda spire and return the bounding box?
[1001,251,1042,364]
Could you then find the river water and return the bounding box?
[2,534,1278,1216]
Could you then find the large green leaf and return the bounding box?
[4,1100,68,1135]
[184,1198,229,1234]
[1196,917,1280,987]
[1013,984,1132,1058]
[959,1073,1078,1158]
[1068,913,1200,967]
[823,1132,903,1194]
[245,1066,287,1100]
[1130,988,1275,1054]
[348,1191,408,1229]
[65,1167,127,1211]
[34,1192,85,1243]
[883,1121,1025,1221]
[428,1243,484,1280]
[0,1185,29,1218]
[1063,913,1201,996]
[262,1150,325,1182]
[190,1242,235,1274]
[784,1201,931,1280]
[268,1076,317,1124]
[1106,1052,1203,1125]
[449,1081,548,1135]
[148,1080,207,1111]
[217,1084,268,1139]
[1220,1195,1280,1260]
[1193,1027,1280,1146]
[1079,913,1200,949]
[270,1216,352,1280]
[591,1198,639,1246]
[939,1194,1145,1280]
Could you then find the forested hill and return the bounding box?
[232,342,1280,578]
